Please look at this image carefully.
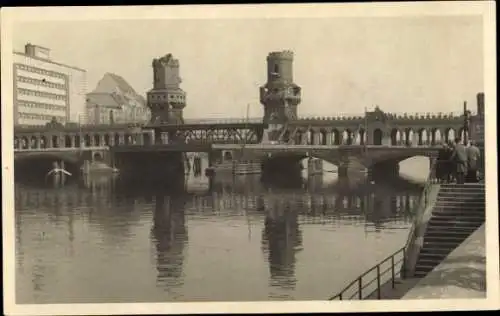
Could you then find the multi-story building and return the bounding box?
[13,43,87,126]
[86,73,150,125]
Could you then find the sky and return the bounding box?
[12,16,484,119]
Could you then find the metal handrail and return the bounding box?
[329,246,406,300]
[329,158,439,301]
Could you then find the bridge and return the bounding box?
[12,50,485,181]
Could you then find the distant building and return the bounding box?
[86,73,150,125]
[13,43,87,126]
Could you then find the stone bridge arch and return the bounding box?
[14,152,83,179]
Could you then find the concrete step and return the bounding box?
[438,189,485,194]
[436,196,485,202]
[434,200,485,205]
[425,224,478,231]
[429,214,485,221]
[429,215,484,222]
[423,240,462,249]
[440,183,485,187]
[423,235,468,243]
[432,207,485,213]
[425,229,476,239]
[432,205,485,211]
[427,220,484,227]
[413,269,433,278]
[419,247,454,256]
[431,210,485,217]
[414,262,439,272]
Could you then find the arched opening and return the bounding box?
[104,134,111,146]
[40,136,47,149]
[430,128,439,145]
[445,128,456,143]
[373,129,383,145]
[405,129,414,146]
[14,155,80,182]
[30,136,38,149]
[307,129,314,145]
[84,134,91,147]
[52,135,59,148]
[124,134,132,145]
[358,129,366,145]
[223,151,233,161]
[74,135,81,148]
[93,134,101,147]
[418,129,428,146]
[390,128,400,146]
[21,136,29,149]
[319,129,327,145]
[332,129,340,145]
[294,130,303,145]
[65,135,72,148]
[93,152,103,161]
[344,129,354,145]
[282,130,290,143]
[114,134,121,146]
[458,127,466,144]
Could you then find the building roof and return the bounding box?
[86,92,122,109]
[92,72,147,105]
[13,51,86,72]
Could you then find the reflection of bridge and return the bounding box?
[13,50,485,180]
[15,174,421,299]
[15,174,420,226]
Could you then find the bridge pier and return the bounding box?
[261,156,302,182]
[113,151,185,186]
[338,163,349,178]
[369,161,400,181]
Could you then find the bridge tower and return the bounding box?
[147,54,186,125]
[259,51,302,125]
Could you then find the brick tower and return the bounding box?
[147,54,186,125]
[259,50,302,124]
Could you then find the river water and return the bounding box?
[14,157,429,303]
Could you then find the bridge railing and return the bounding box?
[297,111,469,122]
[328,159,438,301]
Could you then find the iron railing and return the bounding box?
[329,158,439,301]
[329,246,406,300]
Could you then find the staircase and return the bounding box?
[414,183,485,278]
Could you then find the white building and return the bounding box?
[13,43,87,126]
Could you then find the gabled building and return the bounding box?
[86,73,150,125]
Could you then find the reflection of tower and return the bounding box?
[151,194,188,290]
[147,54,186,125]
[261,199,303,292]
[260,51,302,126]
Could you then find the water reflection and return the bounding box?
[15,168,423,303]
[151,193,188,293]
[261,199,303,297]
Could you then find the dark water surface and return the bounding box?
[15,158,429,303]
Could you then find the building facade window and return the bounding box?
[17,75,66,90]
[17,88,67,100]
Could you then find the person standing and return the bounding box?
[437,143,449,183]
[450,137,468,184]
[466,140,481,183]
